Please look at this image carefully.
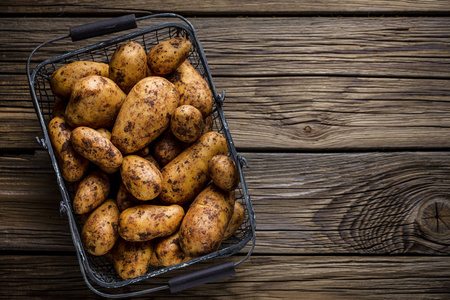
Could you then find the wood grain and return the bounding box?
[1,151,449,255]
[2,0,450,15]
[3,17,449,77]
[1,255,449,299]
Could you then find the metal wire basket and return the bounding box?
[26,13,256,298]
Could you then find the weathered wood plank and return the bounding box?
[1,255,449,299]
[2,0,450,15]
[4,74,450,150]
[1,151,449,254]
[3,17,450,77]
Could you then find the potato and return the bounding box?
[65,75,126,128]
[71,126,123,169]
[96,128,112,140]
[95,128,119,174]
[222,201,245,240]
[147,37,191,75]
[143,154,161,171]
[50,61,109,99]
[209,155,239,192]
[109,41,147,94]
[120,155,162,201]
[170,105,203,143]
[153,129,187,166]
[159,131,228,205]
[118,204,185,242]
[51,97,68,118]
[202,114,214,135]
[111,76,179,154]
[134,145,150,157]
[73,171,110,214]
[116,183,138,212]
[152,231,190,267]
[81,199,120,256]
[110,238,153,280]
[48,116,89,182]
[166,60,212,118]
[179,184,234,257]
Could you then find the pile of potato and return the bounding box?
[47,37,245,280]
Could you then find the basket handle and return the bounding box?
[69,14,137,41]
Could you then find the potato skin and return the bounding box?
[109,41,147,94]
[159,131,228,205]
[120,155,163,201]
[48,117,89,182]
[152,231,189,267]
[171,105,203,143]
[111,76,180,154]
[209,155,239,192]
[81,199,120,256]
[153,129,187,166]
[111,238,153,280]
[116,183,138,212]
[96,128,119,174]
[147,37,191,75]
[118,204,185,242]
[179,184,234,257]
[202,114,214,135]
[65,75,126,128]
[71,126,123,169]
[166,60,212,118]
[73,171,110,214]
[50,61,109,99]
[222,201,245,240]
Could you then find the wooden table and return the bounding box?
[2,1,450,299]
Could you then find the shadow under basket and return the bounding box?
[27,13,256,298]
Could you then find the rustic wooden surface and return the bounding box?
[1,1,450,299]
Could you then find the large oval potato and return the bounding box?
[111,77,180,154]
[73,171,110,214]
[65,75,126,128]
[120,155,163,201]
[222,201,245,240]
[81,199,120,256]
[166,60,212,118]
[48,116,89,182]
[152,231,190,267]
[153,129,187,166]
[170,105,203,143]
[118,204,184,242]
[50,61,109,99]
[159,131,228,205]
[209,155,239,192]
[147,37,191,75]
[179,184,234,257]
[71,126,123,169]
[111,238,153,280]
[109,41,147,94]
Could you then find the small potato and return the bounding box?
[81,199,120,256]
[111,238,153,280]
[48,117,89,182]
[166,60,212,118]
[52,97,68,118]
[152,231,190,267]
[50,61,109,99]
[65,75,126,128]
[96,128,119,174]
[109,41,147,94]
[120,155,163,201]
[143,154,161,171]
[116,183,138,212]
[153,129,187,166]
[118,204,185,242]
[147,37,191,75]
[111,76,180,154]
[134,145,151,157]
[73,171,110,215]
[71,126,123,169]
[209,155,239,192]
[222,201,245,240]
[202,115,214,135]
[96,128,112,140]
[179,184,234,257]
[171,105,203,143]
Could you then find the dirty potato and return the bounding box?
[118,204,185,242]
[111,76,179,154]
[153,129,187,166]
[152,231,190,267]
[201,114,214,135]
[71,126,123,169]
[50,61,109,99]
[109,41,147,94]
[110,238,153,280]
[143,154,161,171]
[209,155,239,192]
[116,183,138,212]
[95,128,119,174]
[120,155,163,201]
[179,184,234,257]
[166,60,212,118]
[170,105,203,143]
[159,131,228,205]
[147,37,191,75]
[81,199,120,256]
[73,171,110,214]
[65,75,126,128]
[222,201,245,240]
[48,116,89,182]
[51,97,68,118]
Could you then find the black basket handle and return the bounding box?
[70,14,137,41]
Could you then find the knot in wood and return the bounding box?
[417,197,450,240]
